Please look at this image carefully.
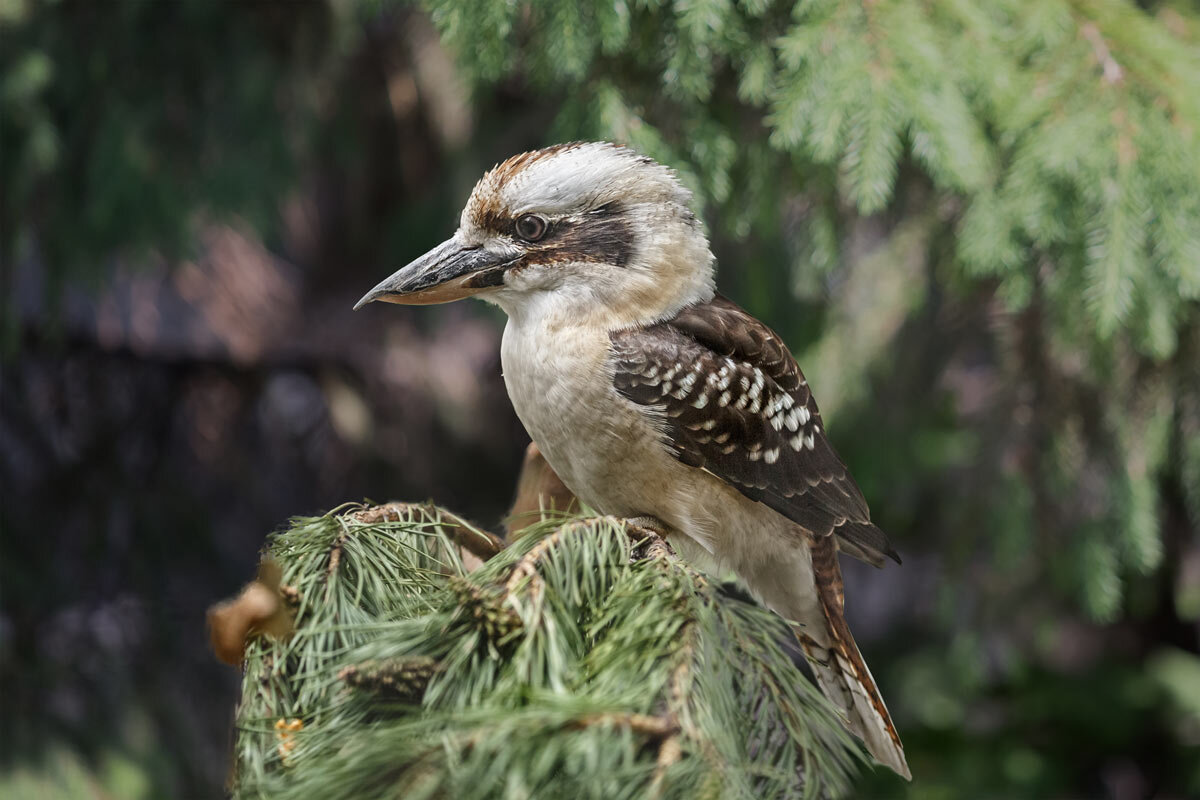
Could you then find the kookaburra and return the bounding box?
[355,142,910,779]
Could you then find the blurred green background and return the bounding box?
[2,0,1198,797]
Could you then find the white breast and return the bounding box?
[502,312,750,543]
[500,313,649,513]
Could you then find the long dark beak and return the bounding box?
[353,237,513,309]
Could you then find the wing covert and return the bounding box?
[611,295,898,566]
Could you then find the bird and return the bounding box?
[354,141,910,779]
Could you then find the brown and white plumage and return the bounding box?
[611,295,900,568]
[355,142,911,779]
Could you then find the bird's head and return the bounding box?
[354,142,715,327]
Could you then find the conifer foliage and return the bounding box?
[232,504,862,799]
[423,0,1200,621]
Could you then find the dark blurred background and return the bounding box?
[2,1,1198,797]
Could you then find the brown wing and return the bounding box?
[611,295,898,567]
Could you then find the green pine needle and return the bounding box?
[232,505,863,799]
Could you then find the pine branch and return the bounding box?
[229,504,863,799]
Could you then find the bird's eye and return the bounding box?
[515,213,548,242]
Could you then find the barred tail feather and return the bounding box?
[798,536,911,780]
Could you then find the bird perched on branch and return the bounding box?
[355,142,910,779]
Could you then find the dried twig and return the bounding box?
[326,534,346,578]
[650,733,683,797]
[1080,23,1124,85]
[569,712,680,738]
[351,502,505,562]
[504,526,565,595]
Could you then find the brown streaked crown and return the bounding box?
[464,142,592,232]
[464,143,639,270]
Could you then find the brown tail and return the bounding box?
[796,536,911,780]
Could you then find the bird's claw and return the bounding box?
[625,516,676,561]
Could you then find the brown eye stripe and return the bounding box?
[540,202,633,268]
[476,202,635,269]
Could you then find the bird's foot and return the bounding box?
[624,516,676,561]
[625,514,668,535]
